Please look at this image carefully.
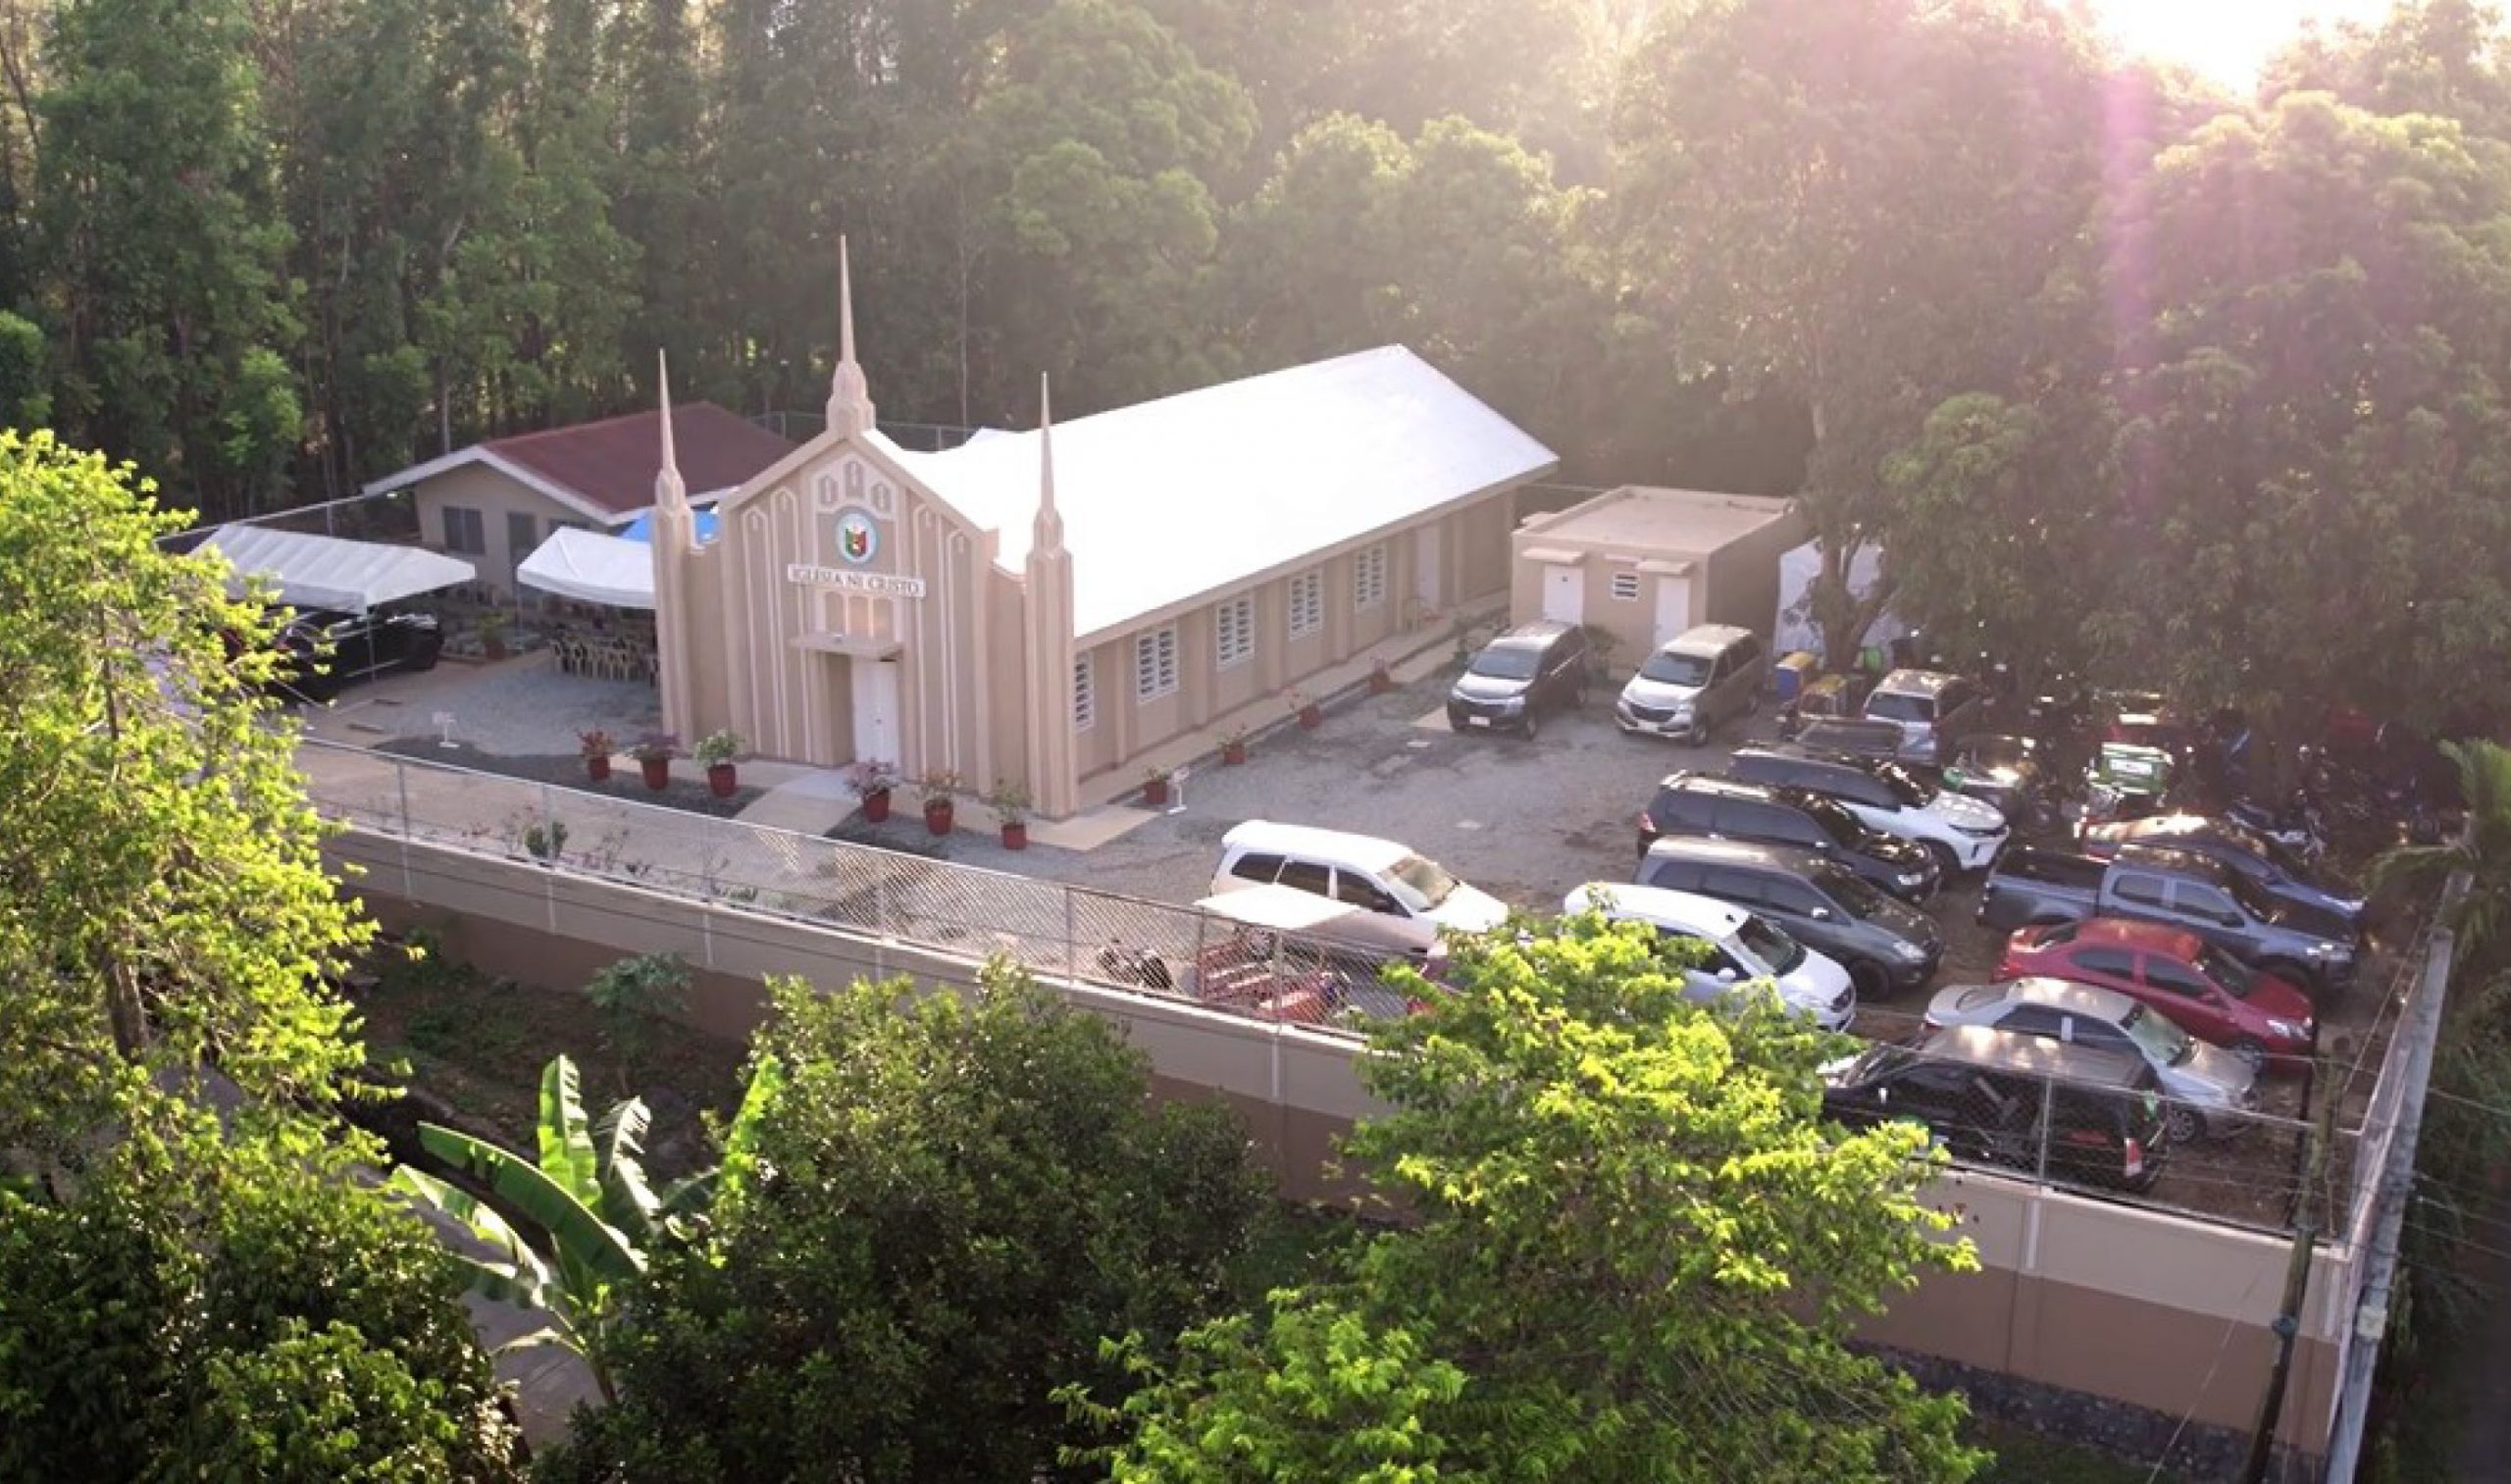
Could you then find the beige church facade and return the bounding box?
[649,247,1557,818]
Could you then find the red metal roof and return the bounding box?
[484,404,794,519]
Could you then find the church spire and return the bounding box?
[825,236,876,438]
[655,349,687,510]
[1033,373,1064,554]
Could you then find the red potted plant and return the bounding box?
[695,730,743,798]
[918,770,962,836]
[1367,656,1395,694]
[579,729,615,784]
[631,733,679,791]
[1220,724,1249,766]
[846,759,898,823]
[989,779,1033,850]
[1140,764,1172,808]
[1290,689,1323,730]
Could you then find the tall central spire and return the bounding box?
[655,349,687,510]
[825,235,876,438]
[1033,373,1063,553]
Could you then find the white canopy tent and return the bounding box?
[1772,537,1909,663]
[515,526,655,610]
[204,525,477,613]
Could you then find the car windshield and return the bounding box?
[1468,646,1540,681]
[1641,650,1714,687]
[2118,1001,2195,1066]
[1961,737,2029,768]
[2225,872,2279,920]
[1797,793,1866,844]
[1867,691,1931,723]
[1811,861,1886,916]
[2195,945,2258,998]
[1869,761,1933,807]
[1386,853,1460,911]
[1734,913,1806,975]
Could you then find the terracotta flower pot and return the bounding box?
[1222,741,1248,766]
[484,638,509,662]
[586,755,612,784]
[1368,670,1395,694]
[707,762,738,798]
[1143,779,1171,807]
[640,757,670,791]
[1298,704,1323,729]
[924,798,954,836]
[1001,821,1028,850]
[862,788,892,823]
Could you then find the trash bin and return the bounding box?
[1772,651,1819,704]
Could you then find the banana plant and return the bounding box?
[389,1052,783,1402]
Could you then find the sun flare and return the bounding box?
[2090,0,2397,88]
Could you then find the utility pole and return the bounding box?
[2243,1056,2343,1484]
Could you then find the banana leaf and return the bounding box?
[538,1056,603,1208]
[594,1095,662,1237]
[388,1164,557,1309]
[415,1121,645,1285]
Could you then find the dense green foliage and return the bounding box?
[545,966,1269,1481]
[0,1117,525,1481]
[1090,914,1983,1482]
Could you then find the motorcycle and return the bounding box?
[2228,791,2330,867]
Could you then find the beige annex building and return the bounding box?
[1511,486,1805,667]
[649,249,1558,818]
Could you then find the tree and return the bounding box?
[2371,740,2511,962]
[585,950,693,1089]
[2266,0,2511,140]
[0,431,372,1156]
[1613,0,2107,667]
[2103,92,2511,738]
[0,1115,525,1481]
[554,965,1267,1482]
[390,1053,779,1403]
[1094,914,1983,1481]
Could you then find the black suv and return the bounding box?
[1822,1025,2171,1192]
[1635,772,1940,901]
[1637,837,1941,999]
[271,606,443,702]
[1448,621,1590,739]
[1782,716,1910,765]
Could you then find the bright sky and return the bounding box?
[2090,0,2398,87]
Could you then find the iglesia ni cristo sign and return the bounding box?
[787,564,929,598]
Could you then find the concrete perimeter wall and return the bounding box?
[333,830,2344,1462]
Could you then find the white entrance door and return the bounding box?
[1653,575,1693,647]
[1414,525,1443,613]
[850,657,900,764]
[1542,565,1584,625]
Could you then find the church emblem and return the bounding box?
[835,509,879,566]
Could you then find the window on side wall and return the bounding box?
[1610,570,1642,602]
[1288,570,1323,639]
[1354,544,1388,609]
[1135,628,1179,701]
[440,506,486,554]
[1216,594,1255,669]
[1073,654,1097,732]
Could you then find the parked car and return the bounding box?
[1862,668,1990,766]
[1786,715,1915,766]
[1563,883,1856,1029]
[1975,845,2359,995]
[1184,885,1425,1024]
[1922,977,2258,1143]
[1211,821,1509,957]
[1727,744,2010,875]
[2076,813,2365,930]
[1820,1025,2170,1192]
[269,605,443,702]
[1941,733,2058,834]
[1999,919,2318,1071]
[1635,837,1941,1000]
[1636,772,1941,901]
[1614,624,1768,745]
[1447,620,1590,738]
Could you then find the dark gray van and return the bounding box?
[1635,837,1942,999]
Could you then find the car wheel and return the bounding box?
[406,640,442,674]
[2165,1105,2206,1147]
[1685,717,1710,747]
[1848,959,1893,1001]
[2229,1038,2269,1075]
[1522,709,1541,742]
[1922,841,1960,879]
[1747,689,1762,716]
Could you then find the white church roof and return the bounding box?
[885,346,1558,640]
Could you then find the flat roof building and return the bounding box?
[1511,486,1805,670]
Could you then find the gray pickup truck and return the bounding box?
[1976,844,2359,997]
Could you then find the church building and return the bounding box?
[648,245,1558,817]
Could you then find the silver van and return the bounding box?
[1614,624,1768,746]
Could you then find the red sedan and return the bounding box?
[1999,918,2318,1072]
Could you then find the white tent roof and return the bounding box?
[516,527,654,609]
[204,525,476,613]
[885,346,1558,640]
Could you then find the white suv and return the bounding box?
[1563,883,1855,1030]
[1728,745,2010,875]
[1211,821,1510,958]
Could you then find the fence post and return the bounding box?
[538,781,558,866]
[395,761,412,839]
[2034,1074,2056,1185]
[1063,889,1077,986]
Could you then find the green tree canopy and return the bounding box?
[1094,914,1983,1482]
